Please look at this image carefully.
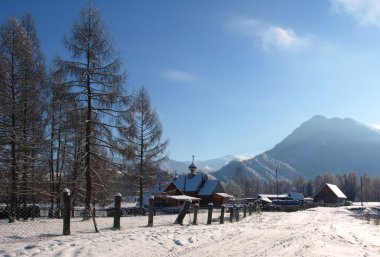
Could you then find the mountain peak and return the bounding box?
[310,114,327,121]
[213,115,380,181]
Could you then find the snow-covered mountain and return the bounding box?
[161,155,238,174]
[212,115,380,181]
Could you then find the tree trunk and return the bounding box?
[49,106,55,218]
[139,93,144,211]
[9,57,18,223]
[84,41,92,217]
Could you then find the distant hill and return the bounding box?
[212,115,380,181]
[161,155,237,174]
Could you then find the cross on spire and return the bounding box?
[189,154,197,174]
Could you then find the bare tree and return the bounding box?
[0,15,46,222]
[224,181,244,198]
[122,87,168,211]
[56,4,127,215]
[19,13,47,219]
[47,66,80,217]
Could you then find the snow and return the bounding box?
[1,204,380,256]
[166,195,201,201]
[259,196,272,203]
[326,183,347,199]
[215,193,234,198]
[258,193,289,199]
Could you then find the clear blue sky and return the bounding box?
[2,0,380,161]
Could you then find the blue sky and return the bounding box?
[2,0,380,161]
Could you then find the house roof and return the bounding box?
[258,194,289,199]
[325,183,347,199]
[174,173,207,192]
[289,192,304,201]
[163,182,184,195]
[165,195,201,201]
[258,196,272,203]
[215,193,234,199]
[198,180,224,196]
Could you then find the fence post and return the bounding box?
[193,203,199,225]
[207,203,213,225]
[243,204,247,218]
[63,188,71,236]
[175,199,191,225]
[254,202,260,213]
[248,203,252,216]
[148,196,155,227]
[220,204,225,224]
[229,206,234,223]
[113,193,121,230]
[235,205,240,222]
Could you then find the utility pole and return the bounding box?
[276,169,279,204]
[360,176,363,207]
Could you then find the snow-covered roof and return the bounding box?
[259,196,272,203]
[326,183,347,199]
[289,192,304,201]
[174,173,207,192]
[198,180,224,196]
[165,195,201,201]
[258,194,289,199]
[215,193,234,199]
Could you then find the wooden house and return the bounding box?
[314,183,347,204]
[153,182,200,209]
[197,180,230,205]
[163,158,233,206]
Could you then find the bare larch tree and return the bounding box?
[0,15,46,222]
[123,87,168,211]
[56,5,127,215]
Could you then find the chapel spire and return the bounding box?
[189,155,197,174]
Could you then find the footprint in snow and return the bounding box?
[174,240,183,246]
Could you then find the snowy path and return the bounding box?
[176,208,379,257]
[1,206,379,257]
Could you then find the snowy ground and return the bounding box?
[1,204,380,257]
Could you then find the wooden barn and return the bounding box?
[314,183,347,204]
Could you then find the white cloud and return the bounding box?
[331,0,380,26]
[371,124,380,130]
[226,18,310,53]
[161,68,197,83]
[262,26,310,51]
